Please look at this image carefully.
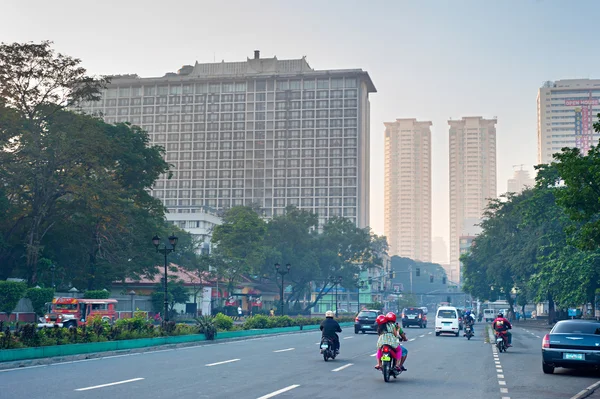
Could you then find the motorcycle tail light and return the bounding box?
[542,334,550,349]
[383,346,389,353]
[355,317,359,322]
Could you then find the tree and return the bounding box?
[0,281,26,316]
[83,290,110,299]
[25,287,54,316]
[151,280,189,318]
[0,41,106,283]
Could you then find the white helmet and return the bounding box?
[325,310,334,318]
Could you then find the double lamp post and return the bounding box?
[152,234,178,322]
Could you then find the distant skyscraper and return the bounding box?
[431,236,448,265]
[448,117,497,280]
[507,167,534,194]
[537,79,600,165]
[76,51,376,230]
[384,118,432,262]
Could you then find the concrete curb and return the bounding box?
[570,380,600,399]
[0,322,353,370]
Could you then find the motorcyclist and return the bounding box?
[463,310,475,335]
[492,312,512,347]
[320,310,342,354]
[374,312,407,372]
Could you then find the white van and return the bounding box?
[483,309,496,322]
[435,306,460,336]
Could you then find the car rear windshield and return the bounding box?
[438,310,457,318]
[404,308,422,315]
[358,311,377,318]
[552,322,600,335]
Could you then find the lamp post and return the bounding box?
[50,264,56,289]
[129,290,136,317]
[275,263,291,316]
[331,276,342,317]
[152,234,178,322]
[355,280,365,313]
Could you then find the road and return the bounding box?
[0,321,598,399]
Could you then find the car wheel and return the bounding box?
[542,362,554,374]
[355,329,359,334]
[435,332,440,336]
[361,330,365,334]
[455,332,460,337]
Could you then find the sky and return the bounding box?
[3,0,600,246]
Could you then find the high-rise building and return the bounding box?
[448,117,497,280]
[384,118,432,262]
[507,167,534,194]
[77,51,376,229]
[431,236,448,265]
[537,79,600,165]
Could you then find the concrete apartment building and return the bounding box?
[507,167,534,194]
[448,117,497,280]
[538,79,600,165]
[384,119,432,262]
[77,51,376,230]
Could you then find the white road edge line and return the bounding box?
[332,363,354,372]
[256,384,300,399]
[419,335,425,337]
[273,348,295,353]
[0,365,47,373]
[409,338,415,341]
[206,359,240,367]
[75,378,144,391]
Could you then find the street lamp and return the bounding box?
[331,276,343,317]
[50,263,56,289]
[275,263,291,316]
[152,233,178,322]
[129,290,136,317]
[355,280,365,313]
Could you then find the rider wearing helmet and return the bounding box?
[463,310,475,335]
[374,312,407,371]
[320,310,342,354]
[492,312,512,346]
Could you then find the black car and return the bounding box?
[354,309,383,334]
[542,319,600,374]
[402,307,426,328]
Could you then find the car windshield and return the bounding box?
[438,310,457,318]
[552,322,600,335]
[358,311,377,318]
[404,308,421,315]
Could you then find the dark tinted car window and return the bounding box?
[552,322,600,334]
[358,311,377,318]
[404,308,422,315]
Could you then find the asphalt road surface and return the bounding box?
[0,322,598,399]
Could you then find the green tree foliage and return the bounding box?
[25,287,54,316]
[83,290,110,299]
[151,280,189,318]
[0,281,27,315]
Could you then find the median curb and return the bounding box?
[0,322,353,370]
[570,380,600,399]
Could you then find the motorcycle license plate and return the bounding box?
[320,344,328,349]
[381,355,391,361]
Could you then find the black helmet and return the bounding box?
[497,312,503,318]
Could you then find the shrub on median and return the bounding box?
[213,313,234,331]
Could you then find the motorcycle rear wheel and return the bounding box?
[382,361,391,382]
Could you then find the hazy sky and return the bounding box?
[4,0,600,244]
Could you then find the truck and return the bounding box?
[37,297,118,329]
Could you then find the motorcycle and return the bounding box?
[320,337,337,361]
[380,345,402,382]
[464,325,474,340]
[495,331,508,352]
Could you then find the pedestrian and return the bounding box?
[270,309,275,317]
[237,306,243,319]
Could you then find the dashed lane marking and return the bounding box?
[256,384,300,399]
[75,378,144,391]
[205,359,240,367]
[273,348,295,353]
[332,363,354,372]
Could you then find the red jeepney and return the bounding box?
[37,297,118,328]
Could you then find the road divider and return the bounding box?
[74,377,144,391]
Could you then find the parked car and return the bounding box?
[354,309,383,334]
[402,307,427,328]
[542,320,600,374]
[435,306,460,336]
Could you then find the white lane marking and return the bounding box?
[536,335,541,338]
[0,365,47,373]
[343,336,353,340]
[495,361,500,365]
[498,374,505,378]
[500,388,508,393]
[428,332,432,334]
[102,353,141,360]
[502,397,510,399]
[409,338,415,342]
[273,348,295,353]
[51,358,100,366]
[256,384,300,399]
[149,349,173,354]
[332,363,354,372]
[206,359,240,367]
[75,378,144,391]
[419,335,425,338]
[370,353,377,357]
[499,380,506,385]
